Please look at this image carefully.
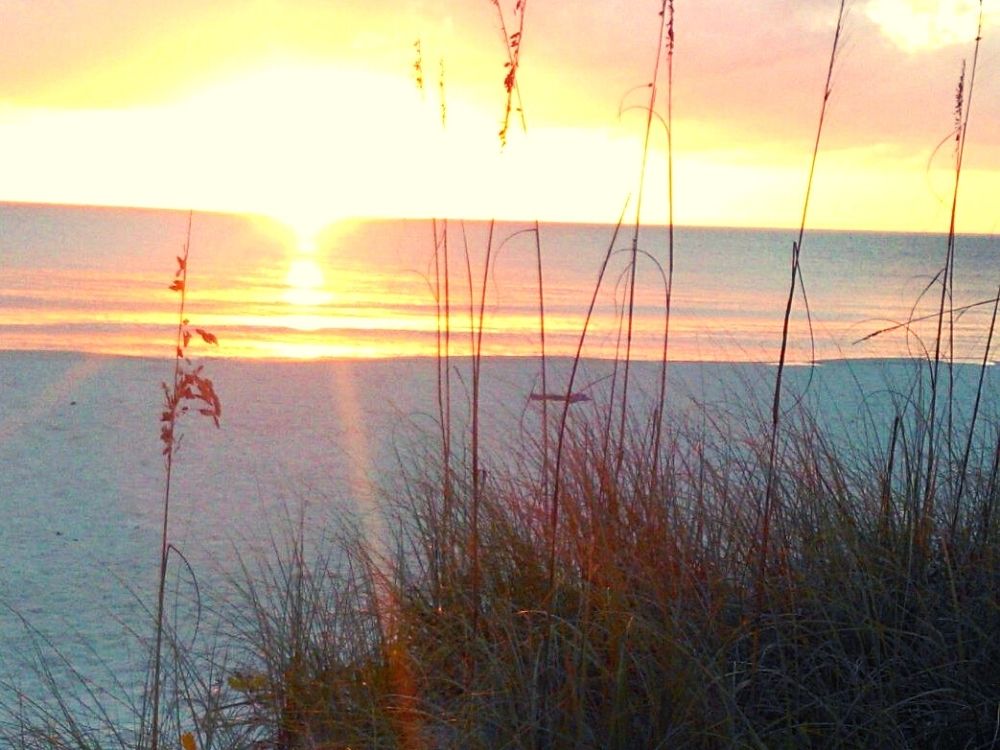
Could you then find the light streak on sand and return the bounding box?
[0,355,108,445]
[326,365,388,560]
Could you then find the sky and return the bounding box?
[0,0,997,234]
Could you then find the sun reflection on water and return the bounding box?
[283,257,333,308]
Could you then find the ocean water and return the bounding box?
[2,202,997,363]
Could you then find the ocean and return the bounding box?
[3,202,998,364]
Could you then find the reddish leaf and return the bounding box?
[169,280,184,292]
[195,328,219,346]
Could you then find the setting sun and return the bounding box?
[284,256,332,308]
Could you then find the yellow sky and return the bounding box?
[0,0,997,234]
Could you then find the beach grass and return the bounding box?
[104,385,998,748]
[4,384,999,748]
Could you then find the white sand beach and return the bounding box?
[0,350,995,708]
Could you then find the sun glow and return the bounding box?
[280,210,330,255]
[0,57,665,226]
[283,256,332,308]
[0,2,997,232]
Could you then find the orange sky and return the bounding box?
[0,0,997,234]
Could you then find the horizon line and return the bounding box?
[1,198,996,238]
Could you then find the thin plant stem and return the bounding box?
[618,0,671,477]
[854,295,1000,344]
[150,211,193,750]
[762,0,845,589]
[442,221,453,581]
[550,203,628,594]
[953,281,998,531]
[431,219,450,602]
[471,220,496,635]
[924,3,983,538]
[492,0,528,145]
[534,221,549,499]
[652,0,676,472]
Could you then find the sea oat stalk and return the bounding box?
[148,212,221,750]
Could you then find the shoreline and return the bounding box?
[2,346,994,368]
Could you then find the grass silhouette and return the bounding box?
[148,212,221,750]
